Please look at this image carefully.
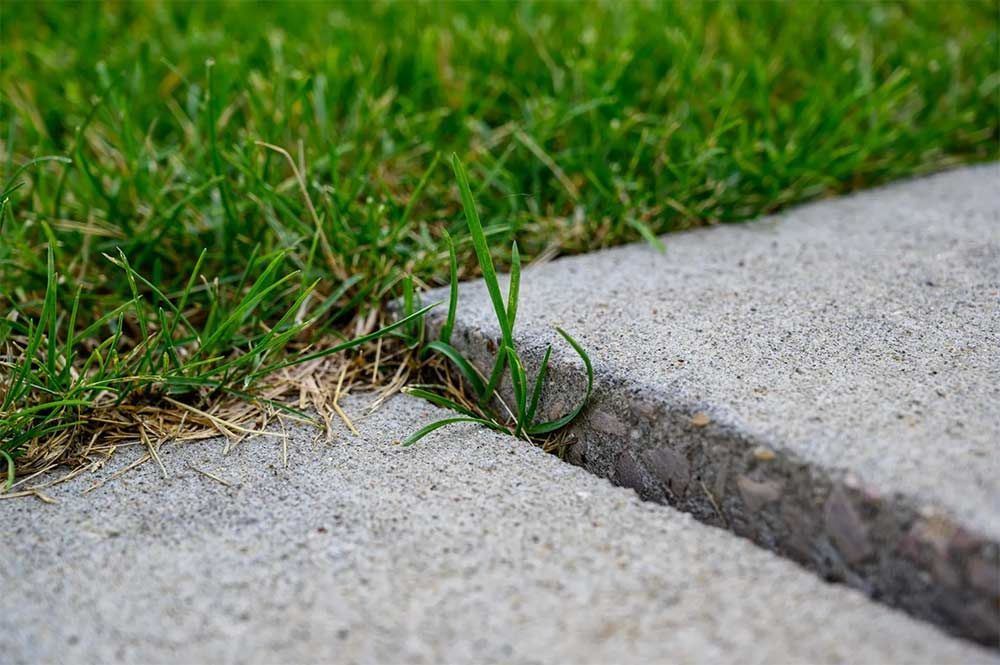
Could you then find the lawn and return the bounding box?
[1,1,997,482]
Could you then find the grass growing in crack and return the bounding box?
[401,155,593,447]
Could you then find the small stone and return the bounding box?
[736,475,783,512]
[565,440,587,466]
[591,410,626,436]
[643,447,690,497]
[690,412,711,427]
[824,485,872,564]
[752,446,776,461]
[614,453,644,492]
[630,400,658,420]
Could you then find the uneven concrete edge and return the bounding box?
[428,313,1000,647]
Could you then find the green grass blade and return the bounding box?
[506,347,528,434]
[196,252,298,358]
[168,248,208,343]
[627,217,666,253]
[157,306,183,372]
[507,241,520,330]
[44,242,60,381]
[253,302,437,377]
[451,153,511,347]
[480,349,508,406]
[402,386,481,418]
[524,344,552,427]
[62,286,83,383]
[309,274,363,321]
[71,300,139,349]
[0,449,16,489]
[401,416,504,447]
[452,153,515,404]
[206,58,238,253]
[4,249,57,408]
[527,328,593,435]
[114,248,152,370]
[438,230,458,344]
[3,419,86,464]
[394,150,441,239]
[0,155,72,199]
[202,279,319,381]
[0,195,8,234]
[425,339,486,398]
[402,274,419,346]
[5,399,92,419]
[234,244,262,297]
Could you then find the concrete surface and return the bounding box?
[426,164,1000,643]
[2,394,994,664]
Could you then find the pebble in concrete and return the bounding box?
[2,395,994,664]
[426,165,1000,644]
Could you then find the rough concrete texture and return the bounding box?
[425,165,1000,644]
[3,395,994,664]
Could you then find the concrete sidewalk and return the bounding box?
[427,164,1000,643]
[2,395,993,664]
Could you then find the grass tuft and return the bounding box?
[402,156,593,447]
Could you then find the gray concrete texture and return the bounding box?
[426,164,1000,643]
[2,394,995,664]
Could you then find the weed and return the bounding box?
[401,155,592,446]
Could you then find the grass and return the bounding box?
[401,154,593,447]
[1,1,997,484]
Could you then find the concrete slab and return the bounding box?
[426,164,1000,643]
[2,395,993,664]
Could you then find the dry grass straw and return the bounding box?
[1,329,421,499]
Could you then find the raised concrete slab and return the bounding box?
[427,164,1000,643]
[2,395,993,664]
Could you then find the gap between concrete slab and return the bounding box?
[430,323,1000,647]
[422,166,1000,646]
